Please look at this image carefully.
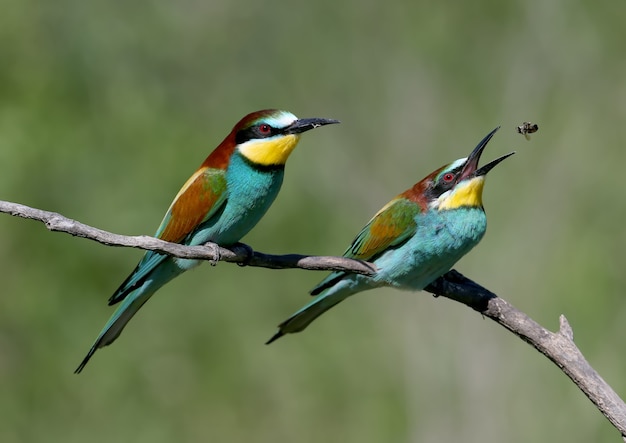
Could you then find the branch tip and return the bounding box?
[559,314,574,341]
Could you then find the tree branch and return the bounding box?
[425,272,626,440]
[0,200,376,275]
[1,198,625,439]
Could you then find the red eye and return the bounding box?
[443,173,455,182]
[258,124,271,135]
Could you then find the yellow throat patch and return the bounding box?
[238,134,301,166]
[438,176,486,210]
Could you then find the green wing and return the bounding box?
[345,197,420,260]
[311,197,420,295]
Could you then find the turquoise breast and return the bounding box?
[373,207,487,290]
[187,152,285,247]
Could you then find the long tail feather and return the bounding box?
[266,279,357,344]
[108,253,168,305]
[75,287,155,373]
[75,259,182,373]
[309,271,347,296]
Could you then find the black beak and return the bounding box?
[459,127,514,180]
[284,117,340,135]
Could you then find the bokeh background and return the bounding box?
[1,0,625,442]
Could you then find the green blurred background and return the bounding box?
[1,0,625,441]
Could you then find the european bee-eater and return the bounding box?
[267,127,513,343]
[76,109,339,372]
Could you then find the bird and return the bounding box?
[75,109,339,373]
[266,127,513,344]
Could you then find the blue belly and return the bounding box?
[372,208,487,290]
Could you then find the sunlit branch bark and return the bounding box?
[0,200,376,275]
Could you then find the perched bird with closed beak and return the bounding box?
[76,109,339,372]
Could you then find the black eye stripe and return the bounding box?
[235,123,282,145]
[235,124,280,144]
[425,166,464,199]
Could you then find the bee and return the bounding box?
[517,122,539,141]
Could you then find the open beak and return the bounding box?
[459,126,515,180]
[284,117,340,135]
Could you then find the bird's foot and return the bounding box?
[231,242,254,267]
[424,277,445,298]
[205,242,221,266]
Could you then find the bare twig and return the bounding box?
[1,198,625,439]
[0,200,376,275]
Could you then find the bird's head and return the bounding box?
[412,127,514,211]
[224,109,339,167]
